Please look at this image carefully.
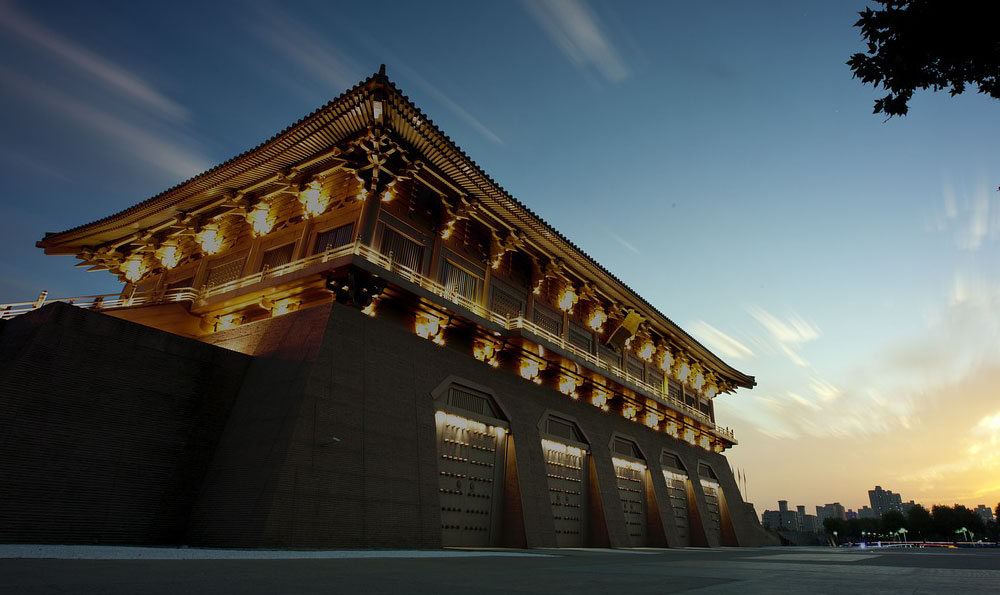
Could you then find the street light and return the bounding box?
[897,528,908,545]
[955,527,971,542]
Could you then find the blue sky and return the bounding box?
[1,0,998,513]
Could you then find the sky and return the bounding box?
[1,0,998,515]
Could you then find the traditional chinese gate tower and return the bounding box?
[10,66,775,548]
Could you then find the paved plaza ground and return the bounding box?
[0,545,998,594]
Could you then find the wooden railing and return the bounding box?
[0,240,735,441]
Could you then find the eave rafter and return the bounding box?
[46,67,754,391]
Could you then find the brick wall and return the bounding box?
[0,303,250,544]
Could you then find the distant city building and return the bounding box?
[902,500,916,512]
[845,509,858,520]
[801,515,822,533]
[762,500,801,531]
[868,485,904,517]
[859,506,877,519]
[816,503,846,521]
[974,505,995,523]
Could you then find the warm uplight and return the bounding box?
[558,375,579,399]
[557,285,578,313]
[246,203,275,236]
[623,406,637,420]
[215,313,241,331]
[299,181,328,218]
[666,422,679,438]
[713,443,724,453]
[612,457,646,472]
[473,340,500,367]
[678,362,691,383]
[637,340,654,362]
[436,411,487,434]
[683,428,696,445]
[519,357,543,383]
[361,302,377,317]
[704,383,718,399]
[699,435,711,450]
[587,306,607,332]
[644,412,659,429]
[121,254,146,282]
[197,225,223,254]
[440,221,456,240]
[542,439,583,458]
[658,347,673,372]
[358,187,369,202]
[271,299,299,317]
[415,313,445,345]
[591,390,609,411]
[156,243,180,269]
[692,367,705,390]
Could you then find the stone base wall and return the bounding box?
[0,303,249,544]
[0,302,777,548]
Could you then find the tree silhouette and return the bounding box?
[847,1,1000,117]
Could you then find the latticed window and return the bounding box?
[667,379,682,403]
[260,243,294,271]
[447,385,498,417]
[205,256,245,287]
[545,416,583,442]
[661,452,685,473]
[626,354,645,381]
[599,344,621,368]
[648,369,665,392]
[568,322,594,353]
[441,260,482,303]
[166,276,193,290]
[380,226,424,273]
[532,303,562,337]
[613,438,641,458]
[490,285,525,319]
[313,223,354,254]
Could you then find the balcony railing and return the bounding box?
[0,239,735,440]
[0,288,198,320]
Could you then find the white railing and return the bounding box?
[0,288,198,320]
[1,240,731,439]
[202,243,356,299]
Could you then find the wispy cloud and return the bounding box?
[688,320,753,360]
[248,4,504,146]
[521,0,629,83]
[246,3,363,94]
[747,305,820,367]
[606,230,640,255]
[390,63,504,145]
[935,181,999,251]
[0,67,210,179]
[0,2,187,122]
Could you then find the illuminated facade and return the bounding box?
[3,67,775,548]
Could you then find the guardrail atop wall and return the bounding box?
[0,240,735,441]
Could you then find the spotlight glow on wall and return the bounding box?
[299,180,328,218]
[197,225,223,254]
[519,357,543,384]
[121,254,146,282]
[587,306,607,333]
[557,285,577,313]
[558,375,579,399]
[156,243,180,269]
[637,340,654,362]
[246,203,275,236]
[415,312,445,345]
